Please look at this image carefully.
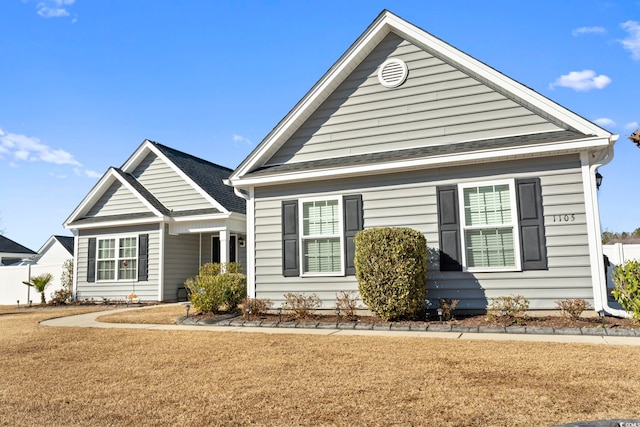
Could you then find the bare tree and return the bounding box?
[630,129,640,148]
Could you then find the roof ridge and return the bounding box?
[149,141,234,172]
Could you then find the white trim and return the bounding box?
[157,223,165,301]
[72,229,79,299]
[68,216,166,230]
[229,11,613,183]
[230,136,611,188]
[245,188,256,298]
[457,179,521,272]
[298,196,345,277]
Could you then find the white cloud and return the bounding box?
[625,121,640,130]
[572,26,606,36]
[232,134,252,145]
[49,172,68,179]
[595,118,616,127]
[620,20,640,60]
[36,0,75,19]
[84,169,102,178]
[549,70,611,91]
[0,128,82,166]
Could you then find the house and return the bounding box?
[64,140,246,302]
[0,235,73,305]
[0,235,37,266]
[227,10,621,315]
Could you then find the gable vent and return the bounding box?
[377,58,408,88]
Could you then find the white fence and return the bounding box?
[602,243,640,290]
[0,263,64,305]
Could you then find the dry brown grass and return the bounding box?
[2,305,640,426]
[96,304,185,324]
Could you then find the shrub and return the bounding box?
[50,259,74,305]
[184,263,247,313]
[486,294,530,321]
[438,298,459,321]
[243,297,273,317]
[282,293,321,320]
[354,227,427,321]
[335,291,362,321]
[556,299,591,320]
[612,260,640,320]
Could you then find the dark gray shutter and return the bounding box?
[212,236,220,263]
[437,185,462,271]
[87,237,96,282]
[516,178,547,270]
[343,194,363,276]
[138,234,149,281]
[282,200,299,277]
[229,235,237,263]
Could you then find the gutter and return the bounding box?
[584,137,629,318]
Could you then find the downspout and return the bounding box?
[234,186,255,298]
[582,139,629,318]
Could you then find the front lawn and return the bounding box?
[1,305,639,426]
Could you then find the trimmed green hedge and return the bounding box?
[354,227,427,321]
[184,263,246,313]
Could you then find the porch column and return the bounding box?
[219,229,228,265]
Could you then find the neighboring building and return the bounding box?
[64,140,246,302]
[0,235,73,305]
[227,10,619,314]
[0,235,37,266]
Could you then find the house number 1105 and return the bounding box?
[552,214,576,223]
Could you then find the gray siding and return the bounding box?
[86,182,147,217]
[253,155,592,310]
[133,152,214,212]
[76,224,160,301]
[267,33,562,165]
[163,233,201,302]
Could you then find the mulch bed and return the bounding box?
[190,311,640,330]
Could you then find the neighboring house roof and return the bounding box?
[53,236,74,256]
[0,235,37,257]
[228,10,616,187]
[64,140,245,229]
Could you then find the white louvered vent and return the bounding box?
[377,58,408,88]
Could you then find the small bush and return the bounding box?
[49,287,73,305]
[612,260,640,320]
[486,294,529,321]
[354,227,427,321]
[184,263,247,313]
[282,293,321,320]
[335,291,362,321]
[438,298,459,321]
[243,297,273,317]
[556,299,591,320]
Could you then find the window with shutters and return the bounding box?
[459,180,521,272]
[300,197,343,275]
[97,236,138,281]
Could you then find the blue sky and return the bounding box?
[1,0,639,251]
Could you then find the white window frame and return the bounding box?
[299,196,344,277]
[458,179,521,273]
[96,235,138,282]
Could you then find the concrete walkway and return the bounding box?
[40,307,640,346]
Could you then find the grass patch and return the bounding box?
[1,306,640,426]
[97,304,185,324]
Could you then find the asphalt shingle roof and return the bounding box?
[53,235,75,256]
[151,142,245,214]
[0,235,37,255]
[113,168,171,215]
[247,130,587,177]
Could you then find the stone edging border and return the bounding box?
[177,316,640,337]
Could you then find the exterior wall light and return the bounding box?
[595,172,603,190]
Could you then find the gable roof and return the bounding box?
[150,142,245,214]
[53,235,74,255]
[65,140,245,229]
[0,235,37,256]
[228,10,616,186]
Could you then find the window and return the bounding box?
[437,178,547,273]
[459,180,520,271]
[301,198,343,274]
[281,195,362,277]
[96,237,137,281]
